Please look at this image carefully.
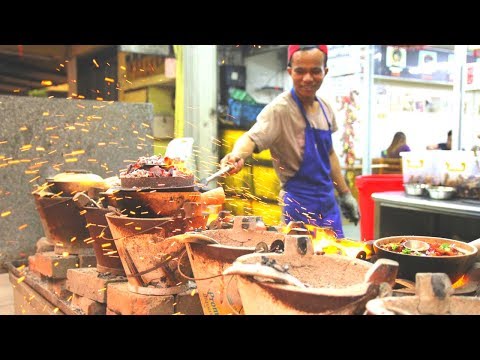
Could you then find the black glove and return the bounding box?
[338,192,360,225]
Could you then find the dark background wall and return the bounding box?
[0,95,153,270]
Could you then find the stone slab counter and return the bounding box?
[0,95,153,269]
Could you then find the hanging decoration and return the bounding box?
[338,90,360,167]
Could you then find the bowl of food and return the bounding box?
[373,236,477,283]
[427,186,456,200]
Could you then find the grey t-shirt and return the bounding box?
[247,91,338,188]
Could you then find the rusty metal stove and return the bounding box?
[367,270,480,315]
[33,192,93,255]
[223,236,399,315]
[392,262,480,297]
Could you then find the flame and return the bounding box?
[452,275,468,289]
[281,223,372,259]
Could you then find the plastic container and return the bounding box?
[355,174,404,241]
[400,151,438,185]
[227,98,266,128]
[435,150,480,187]
[228,88,257,104]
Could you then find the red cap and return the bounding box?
[288,45,328,62]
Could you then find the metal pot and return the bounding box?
[120,174,194,189]
[102,189,200,217]
[404,183,428,196]
[101,187,225,217]
[373,236,478,283]
[427,186,456,200]
[82,206,125,276]
[32,192,93,255]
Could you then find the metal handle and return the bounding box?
[204,165,234,184]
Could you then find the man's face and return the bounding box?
[288,48,328,99]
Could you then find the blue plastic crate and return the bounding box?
[227,98,266,128]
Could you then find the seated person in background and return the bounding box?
[427,130,452,150]
[381,131,411,158]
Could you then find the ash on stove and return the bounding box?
[97,272,126,281]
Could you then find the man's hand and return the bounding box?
[338,192,360,225]
[220,153,245,175]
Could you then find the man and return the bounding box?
[427,130,452,150]
[220,45,359,238]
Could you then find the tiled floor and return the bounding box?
[0,273,14,315]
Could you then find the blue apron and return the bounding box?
[283,88,344,238]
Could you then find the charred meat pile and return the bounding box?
[119,155,194,189]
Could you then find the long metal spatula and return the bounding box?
[197,165,234,191]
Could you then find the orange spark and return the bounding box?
[64,150,85,157]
